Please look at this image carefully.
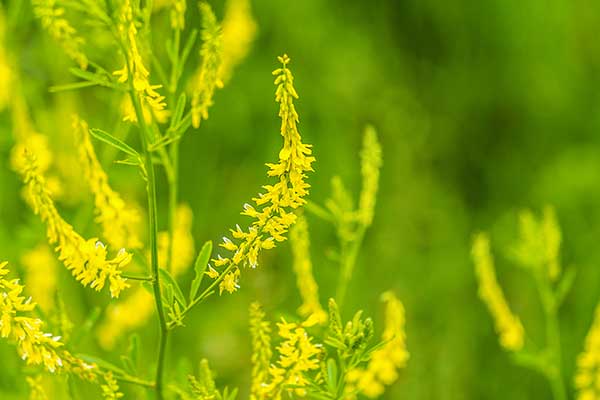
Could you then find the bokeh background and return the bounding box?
[1,0,600,399]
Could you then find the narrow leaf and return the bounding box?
[159,268,186,306]
[90,128,140,159]
[190,241,212,301]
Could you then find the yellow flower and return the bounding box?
[170,0,186,30]
[0,261,96,376]
[219,0,257,83]
[263,318,322,399]
[289,216,326,324]
[0,8,11,112]
[114,0,166,114]
[73,116,143,250]
[20,244,57,312]
[249,302,272,400]
[17,150,131,298]
[31,0,88,69]
[101,372,124,400]
[158,204,195,276]
[358,125,382,227]
[210,55,315,294]
[346,292,409,398]
[472,233,524,351]
[513,206,562,281]
[575,304,600,400]
[191,2,223,129]
[219,270,240,295]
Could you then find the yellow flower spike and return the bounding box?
[346,292,409,398]
[191,2,223,128]
[289,215,327,325]
[101,371,124,400]
[170,0,187,30]
[31,0,88,69]
[114,0,166,114]
[0,8,11,112]
[219,0,257,83]
[209,55,314,293]
[0,261,97,377]
[73,116,143,250]
[575,304,600,400]
[358,125,382,227]
[472,233,524,351]
[17,151,131,298]
[263,319,322,399]
[249,302,272,400]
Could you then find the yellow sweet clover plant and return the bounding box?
[471,207,581,400]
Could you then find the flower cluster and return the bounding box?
[289,216,327,325]
[249,302,272,400]
[472,233,524,351]
[210,55,315,296]
[358,125,382,227]
[73,116,142,250]
[170,0,186,31]
[0,261,95,376]
[113,0,166,113]
[346,292,409,398]
[513,206,562,281]
[191,2,223,129]
[17,151,131,298]
[31,0,88,69]
[575,303,600,400]
[219,0,257,83]
[263,319,322,399]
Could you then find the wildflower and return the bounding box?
[346,292,409,398]
[101,372,124,400]
[249,303,272,400]
[114,0,166,114]
[0,8,11,112]
[188,359,219,399]
[574,303,600,400]
[191,2,223,128]
[158,204,195,276]
[289,216,327,324]
[20,244,57,312]
[0,261,96,376]
[170,0,186,30]
[73,116,142,250]
[10,133,53,175]
[219,270,240,295]
[472,233,524,351]
[31,0,88,69]
[513,206,562,281]
[17,150,131,298]
[358,125,382,227]
[219,0,257,83]
[210,55,315,294]
[120,94,170,124]
[263,318,322,399]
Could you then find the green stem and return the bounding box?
[536,275,567,400]
[130,90,169,400]
[336,225,367,308]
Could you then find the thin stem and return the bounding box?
[116,374,156,389]
[122,274,154,282]
[130,90,169,400]
[336,225,367,308]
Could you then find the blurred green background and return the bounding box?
[2,0,600,399]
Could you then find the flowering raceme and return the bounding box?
[472,233,524,351]
[249,302,272,400]
[210,55,315,296]
[289,216,327,325]
[346,292,409,398]
[575,303,600,400]
[113,0,166,114]
[17,151,131,298]
[73,116,142,250]
[0,261,95,376]
[219,0,257,83]
[20,244,57,312]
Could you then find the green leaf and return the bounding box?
[127,334,140,368]
[90,128,140,159]
[120,355,135,375]
[77,354,127,375]
[190,241,212,301]
[556,265,577,306]
[159,268,186,306]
